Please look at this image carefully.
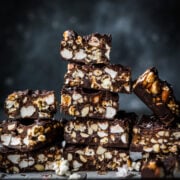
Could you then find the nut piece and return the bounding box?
[10,137,21,146]
[97,131,108,138]
[110,124,124,133]
[104,68,117,79]
[121,133,128,144]
[72,93,83,101]
[72,69,84,79]
[34,164,45,171]
[68,105,76,115]
[105,107,116,119]
[145,72,155,83]
[93,69,102,76]
[85,148,95,156]
[104,152,112,159]
[133,128,139,134]
[74,123,86,132]
[38,135,46,142]
[74,49,87,60]
[1,134,12,146]
[37,154,47,163]
[28,157,35,166]
[150,138,157,143]
[100,137,108,144]
[93,95,100,104]
[10,166,20,173]
[61,94,71,107]
[158,139,163,144]
[8,124,16,131]
[157,131,165,136]
[172,132,180,139]
[61,48,73,59]
[105,44,110,59]
[153,144,160,153]
[88,127,93,135]
[7,155,20,164]
[98,122,108,130]
[161,89,170,102]
[75,150,84,155]
[110,134,115,141]
[44,94,55,105]
[73,160,83,170]
[31,125,44,137]
[91,124,98,131]
[81,106,89,117]
[143,146,153,152]
[20,106,36,118]
[96,146,107,155]
[101,77,112,89]
[67,153,73,161]
[79,155,87,163]
[71,131,76,138]
[80,132,89,138]
[19,159,29,168]
[150,81,160,95]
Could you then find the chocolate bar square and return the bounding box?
[61,87,119,119]
[4,90,57,119]
[64,111,137,148]
[130,115,180,154]
[64,145,130,172]
[0,119,63,152]
[60,30,111,65]
[0,144,63,173]
[64,63,131,93]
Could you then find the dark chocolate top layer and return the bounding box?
[62,29,112,46]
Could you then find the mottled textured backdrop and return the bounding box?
[0,0,180,119]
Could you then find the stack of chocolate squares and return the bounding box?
[0,90,63,173]
[60,30,137,172]
[130,67,180,178]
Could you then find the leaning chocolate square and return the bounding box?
[64,63,131,93]
[133,67,180,125]
[0,144,63,173]
[60,86,119,119]
[0,119,63,152]
[130,115,180,154]
[60,30,111,65]
[4,90,57,119]
[63,145,131,171]
[64,111,137,148]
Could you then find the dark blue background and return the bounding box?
[0,0,180,119]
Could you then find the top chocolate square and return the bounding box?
[60,30,111,65]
